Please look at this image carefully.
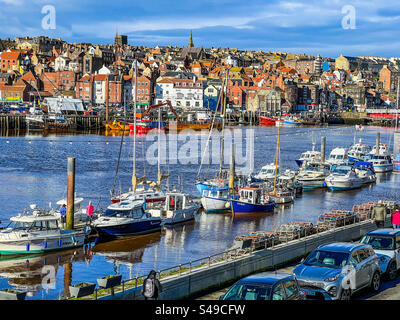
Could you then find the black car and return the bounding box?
[220,272,306,300]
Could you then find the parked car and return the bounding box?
[360,229,400,280]
[293,242,381,300]
[219,272,306,300]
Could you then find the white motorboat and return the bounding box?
[92,200,162,239]
[296,162,331,189]
[200,187,231,213]
[0,205,87,256]
[325,165,363,191]
[326,147,349,166]
[354,161,376,184]
[149,192,201,225]
[366,144,393,173]
[348,139,371,163]
[254,163,279,181]
[295,143,321,167]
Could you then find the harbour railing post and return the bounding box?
[67,157,75,230]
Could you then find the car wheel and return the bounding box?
[371,272,381,292]
[340,288,351,300]
[388,262,398,281]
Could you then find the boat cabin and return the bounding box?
[239,188,263,204]
[327,148,349,164]
[103,200,145,219]
[202,187,230,199]
[165,193,187,211]
[7,212,60,232]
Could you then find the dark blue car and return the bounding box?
[220,272,306,300]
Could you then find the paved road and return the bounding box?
[197,262,400,300]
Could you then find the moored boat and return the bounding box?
[0,205,87,256]
[230,187,276,215]
[354,161,376,184]
[92,200,162,240]
[325,165,363,191]
[149,192,200,225]
[201,186,232,213]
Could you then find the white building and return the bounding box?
[155,77,203,109]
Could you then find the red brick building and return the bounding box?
[1,51,22,73]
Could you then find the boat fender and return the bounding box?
[225,202,230,209]
[83,226,91,236]
[26,243,30,252]
[58,239,62,247]
[71,235,76,243]
[43,240,47,249]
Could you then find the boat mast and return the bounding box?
[157,107,162,187]
[219,69,229,178]
[272,121,281,195]
[132,58,138,192]
[396,76,399,131]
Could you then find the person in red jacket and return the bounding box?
[392,207,400,229]
[86,201,95,223]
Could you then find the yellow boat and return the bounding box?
[104,121,130,131]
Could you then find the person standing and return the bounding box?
[371,200,388,229]
[60,204,67,229]
[86,201,95,224]
[142,270,162,300]
[392,207,400,229]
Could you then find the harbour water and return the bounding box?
[0,125,399,300]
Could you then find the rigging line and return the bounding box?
[110,94,127,197]
[196,72,226,180]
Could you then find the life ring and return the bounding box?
[217,179,224,188]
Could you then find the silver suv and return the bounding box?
[293,242,381,300]
[360,229,400,280]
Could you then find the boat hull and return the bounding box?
[0,230,86,256]
[372,164,393,173]
[94,219,162,239]
[326,180,363,191]
[230,200,275,214]
[162,205,200,225]
[201,196,230,212]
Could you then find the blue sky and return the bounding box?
[0,0,399,58]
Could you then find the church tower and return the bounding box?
[188,30,194,48]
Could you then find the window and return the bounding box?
[272,284,285,300]
[349,251,360,266]
[282,280,298,299]
[223,283,271,300]
[358,249,371,261]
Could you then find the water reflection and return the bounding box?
[0,248,88,297]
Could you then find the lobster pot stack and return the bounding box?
[352,202,376,221]
[232,231,278,251]
[276,221,314,242]
[382,201,397,215]
[317,210,358,229]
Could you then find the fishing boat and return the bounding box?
[201,186,232,212]
[354,161,376,184]
[265,186,295,204]
[149,192,200,225]
[0,205,87,256]
[295,162,331,189]
[295,143,321,167]
[230,187,276,215]
[366,144,393,173]
[347,140,371,163]
[282,115,301,126]
[326,147,349,166]
[92,200,162,239]
[325,165,363,191]
[259,116,277,126]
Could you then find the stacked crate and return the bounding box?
[276,221,314,242]
[317,210,357,229]
[249,231,279,248]
[352,202,376,221]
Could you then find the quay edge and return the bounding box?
[87,217,387,301]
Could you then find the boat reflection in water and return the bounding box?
[0,248,89,297]
[91,233,162,268]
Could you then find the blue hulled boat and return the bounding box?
[230,187,276,215]
[92,200,162,240]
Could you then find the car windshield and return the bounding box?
[304,250,349,269]
[223,283,272,300]
[360,235,394,250]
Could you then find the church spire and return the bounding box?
[188,30,194,48]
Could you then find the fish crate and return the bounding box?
[291,221,315,237]
[233,235,253,250]
[315,221,333,232]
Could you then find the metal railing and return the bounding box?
[79,208,389,300]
